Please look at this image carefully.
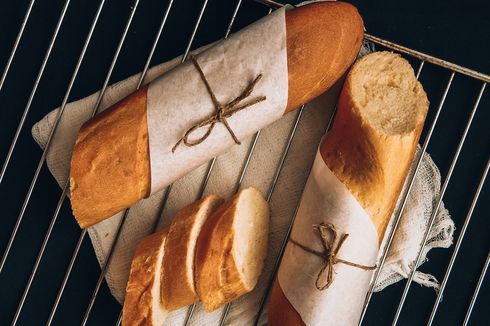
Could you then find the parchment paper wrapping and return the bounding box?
[278,150,379,325]
[147,7,287,194]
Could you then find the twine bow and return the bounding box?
[289,222,377,290]
[172,54,266,153]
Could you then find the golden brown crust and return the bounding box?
[320,92,424,238]
[70,87,150,228]
[268,52,429,326]
[122,228,168,326]
[195,188,269,312]
[160,195,223,311]
[69,2,364,228]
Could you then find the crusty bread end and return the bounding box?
[196,187,270,312]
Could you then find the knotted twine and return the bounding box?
[289,222,377,290]
[172,54,266,152]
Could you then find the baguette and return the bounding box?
[160,194,223,310]
[268,52,429,325]
[122,228,169,326]
[69,2,364,228]
[196,187,270,312]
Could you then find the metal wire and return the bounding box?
[1,0,72,269]
[463,252,490,326]
[0,0,70,185]
[44,0,146,323]
[80,1,210,324]
[363,34,490,83]
[0,0,35,93]
[391,76,485,325]
[46,229,86,325]
[254,0,283,9]
[115,310,123,326]
[136,0,175,90]
[0,0,72,274]
[9,1,107,324]
[427,87,488,326]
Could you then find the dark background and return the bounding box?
[0,0,488,325]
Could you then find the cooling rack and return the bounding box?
[0,0,488,325]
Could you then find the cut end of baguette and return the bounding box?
[196,187,270,312]
[349,51,428,135]
[122,229,168,326]
[322,51,429,239]
[161,194,223,311]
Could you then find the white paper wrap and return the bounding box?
[278,149,379,325]
[147,7,288,194]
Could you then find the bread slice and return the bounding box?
[285,1,364,112]
[69,1,363,229]
[122,228,168,326]
[196,187,270,312]
[160,194,224,310]
[269,51,429,326]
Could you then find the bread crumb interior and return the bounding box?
[350,52,427,135]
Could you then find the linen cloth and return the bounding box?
[32,40,454,324]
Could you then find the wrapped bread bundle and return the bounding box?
[268,52,429,325]
[69,2,364,228]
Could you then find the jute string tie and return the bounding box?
[172,54,266,153]
[289,222,377,290]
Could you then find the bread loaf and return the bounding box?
[196,187,270,312]
[122,228,169,326]
[69,2,364,228]
[160,194,223,310]
[268,52,429,325]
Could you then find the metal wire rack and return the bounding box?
[0,0,488,325]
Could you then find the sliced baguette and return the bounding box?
[196,187,270,312]
[122,228,169,326]
[161,194,224,310]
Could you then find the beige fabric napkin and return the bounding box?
[31,41,454,325]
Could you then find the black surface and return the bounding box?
[0,0,489,325]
